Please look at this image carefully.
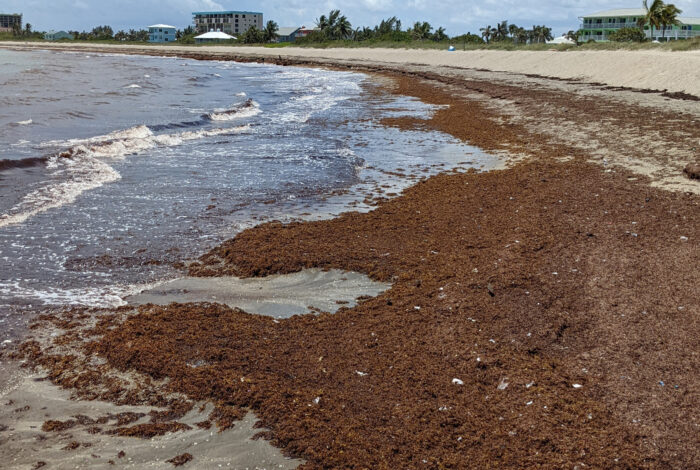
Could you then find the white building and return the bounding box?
[194,31,236,43]
[192,11,262,36]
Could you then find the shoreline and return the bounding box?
[1,41,700,97]
[1,44,699,468]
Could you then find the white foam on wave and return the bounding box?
[0,278,168,308]
[1,124,251,228]
[124,84,141,89]
[0,151,120,228]
[208,100,261,122]
[16,119,33,125]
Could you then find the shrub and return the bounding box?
[608,27,646,42]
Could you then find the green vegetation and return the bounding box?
[637,0,683,41]
[0,2,697,52]
[609,27,647,42]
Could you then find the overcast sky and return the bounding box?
[5,0,699,36]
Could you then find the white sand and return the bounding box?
[2,41,700,96]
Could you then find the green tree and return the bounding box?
[638,0,664,40]
[494,21,508,41]
[24,23,32,35]
[411,21,433,40]
[608,27,647,42]
[433,26,447,42]
[263,20,279,42]
[565,29,580,44]
[479,25,492,43]
[659,3,682,40]
[243,26,263,44]
[316,10,352,40]
[91,25,114,40]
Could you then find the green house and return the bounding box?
[44,30,74,41]
[579,8,700,41]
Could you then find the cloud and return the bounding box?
[3,0,698,35]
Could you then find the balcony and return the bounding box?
[579,29,700,41]
[580,22,635,29]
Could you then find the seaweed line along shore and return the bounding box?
[0,43,698,469]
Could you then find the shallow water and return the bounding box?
[0,48,498,342]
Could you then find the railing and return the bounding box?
[579,29,699,41]
[581,22,636,29]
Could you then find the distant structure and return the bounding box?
[192,11,262,36]
[296,26,319,40]
[148,24,176,43]
[0,13,22,33]
[194,31,236,43]
[44,30,74,40]
[579,8,700,41]
[276,27,301,42]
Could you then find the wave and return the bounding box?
[0,151,121,228]
[16,119,33,125]
[0,124,251,228]
[124,84,141,89]
[206,99,261,122]
[0,156,48,171]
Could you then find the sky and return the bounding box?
[4,0,699,37]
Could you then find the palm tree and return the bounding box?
[638,0,664,40]
[316,10,352,40]
[495,21,508,41]
[412,22,432,40]
[659,3,682,40]
[480,25,492,43]
[433,26,447,42]
[24,23,32,35]
[263,20,279,42]
[334,14,352,39]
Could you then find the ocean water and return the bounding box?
[0,48,497,342]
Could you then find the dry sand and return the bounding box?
[2,41,699,96]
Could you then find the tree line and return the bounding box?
[9,0,685,46]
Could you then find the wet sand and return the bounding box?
[128,269,390,317]
[1,370,302,469]
[2,45,699,469]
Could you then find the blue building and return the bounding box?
[148,24,176,43]
[276,27,301,42]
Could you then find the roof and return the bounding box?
[192,11,262,15]
[277,27,301,36]
[149,24,176,29]
[581,8,647,18]
[546,35,576,44]
[681,17,700,25]
[194,31,236,39]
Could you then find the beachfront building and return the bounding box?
[44,30,74,40]
[296,26,319,39]
[194,31,236,43]
[148,24,176,43]
[0,13,22,33]
[277,27,301,42]
[579,8,700,41]
[193,11,262,36]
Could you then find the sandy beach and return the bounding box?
[1,42,699,469]
[2,41,700,96]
